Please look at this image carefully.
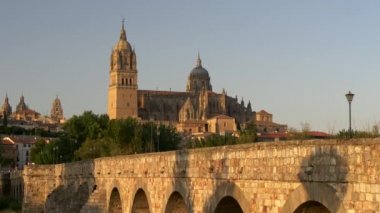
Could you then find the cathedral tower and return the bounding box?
[50,96,64,123]
[0,94,12,119]
[107,21,138,119]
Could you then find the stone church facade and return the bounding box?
[107,24,254,127]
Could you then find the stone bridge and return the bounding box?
[22,139,380,212]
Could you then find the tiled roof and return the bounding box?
[138,90,188,96]
[257,110,271,115]
[255,120,287,127]
[3,136,38,145]
[209,114,234,120]
[308,131,331,137]
[1,139,15,145]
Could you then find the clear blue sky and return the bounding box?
[1,1,380,133]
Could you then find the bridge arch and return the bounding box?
[162,180,192,213]
[164,191,188,213]
[108,187,123,213]
[205,182,250,213]
[214,196,243,213]
[294,200,331,212]
[106,179,125,212]
[131,188,151,213]
[282,182,342,213]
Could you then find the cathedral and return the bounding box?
[0,94,64,124]
[107,23,255,131]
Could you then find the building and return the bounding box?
[0,138,17,170]
[12,95,40,121]
[207,115,237,135]
[0,95,64,127]
[255,110,287,134]
[50,96,64,123]
[107,23,255,128]
[1,136,39,170]
[0,94,12,120]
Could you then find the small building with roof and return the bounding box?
[2,136,41,170]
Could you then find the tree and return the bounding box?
[239,121,257,143]
[2,111,7,127]
[30,139,47,164]
[336,129,378,139]
[63,111,109,144]
[74,138,121,160]
[156,124,181,151]
[31,112,183,163]
[372,124,379,137]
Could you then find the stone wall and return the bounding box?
[22,139,380,212]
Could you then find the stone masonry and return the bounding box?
[22,139,380,212]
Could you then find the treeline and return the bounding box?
[31,111,181,164]
[335,129,379,139]
[29,111,258,164]
[0,125,63,138]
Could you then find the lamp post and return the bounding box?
[157,129,160,152]
[53,146,58,164]
[345,91,354,138]
[150,118,154,152]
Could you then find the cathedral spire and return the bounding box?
[16,94,28,112]
[1,93,12,117]
[196,52,202,67]
[120,18,127,41]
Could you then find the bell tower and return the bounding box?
[107,21,138,119]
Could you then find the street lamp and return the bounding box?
[345,91,354,138]
[157,129,160,152]
[53,146,58,164]
[150,118,154,152]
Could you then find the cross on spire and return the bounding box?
[119,18,127,41]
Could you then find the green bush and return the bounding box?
[0,196,21,211]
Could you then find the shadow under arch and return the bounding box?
[106,179,125,211]
[108,187,123,213]
[162,180,192,213]
[131,188,151,213]
[294,201,331,213]
[164,191,188,213]
[214,196,243,213]
[204,181,250,213]
[282,182,341,213]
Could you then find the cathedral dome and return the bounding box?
[189,54,210,79]
[114,25,132,51]
[115,39,132,51]
[190,65,210,79]
[186,53,212,92]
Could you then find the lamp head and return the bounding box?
[345,91,354,103]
